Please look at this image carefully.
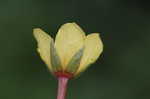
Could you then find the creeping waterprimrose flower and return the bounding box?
[33,22,103,99]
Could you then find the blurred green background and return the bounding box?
[0,0,150,99]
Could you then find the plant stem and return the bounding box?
[57,77,69,99]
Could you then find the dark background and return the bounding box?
[0,0,150,99]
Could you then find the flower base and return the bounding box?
[55,71,74,79]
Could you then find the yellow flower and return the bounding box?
[33,22,103,78]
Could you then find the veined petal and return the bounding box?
[55,23,85,69]
[76,33,103,75]
[33,28,53,70]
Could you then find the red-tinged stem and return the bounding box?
[57,77,69,99]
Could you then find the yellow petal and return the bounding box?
[55,23,85,68]
[76,33,103,75]
[33,28,53,70]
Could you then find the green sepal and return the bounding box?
[66,47,84,74]
[50,40,62,72]
[74,64,91,79]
